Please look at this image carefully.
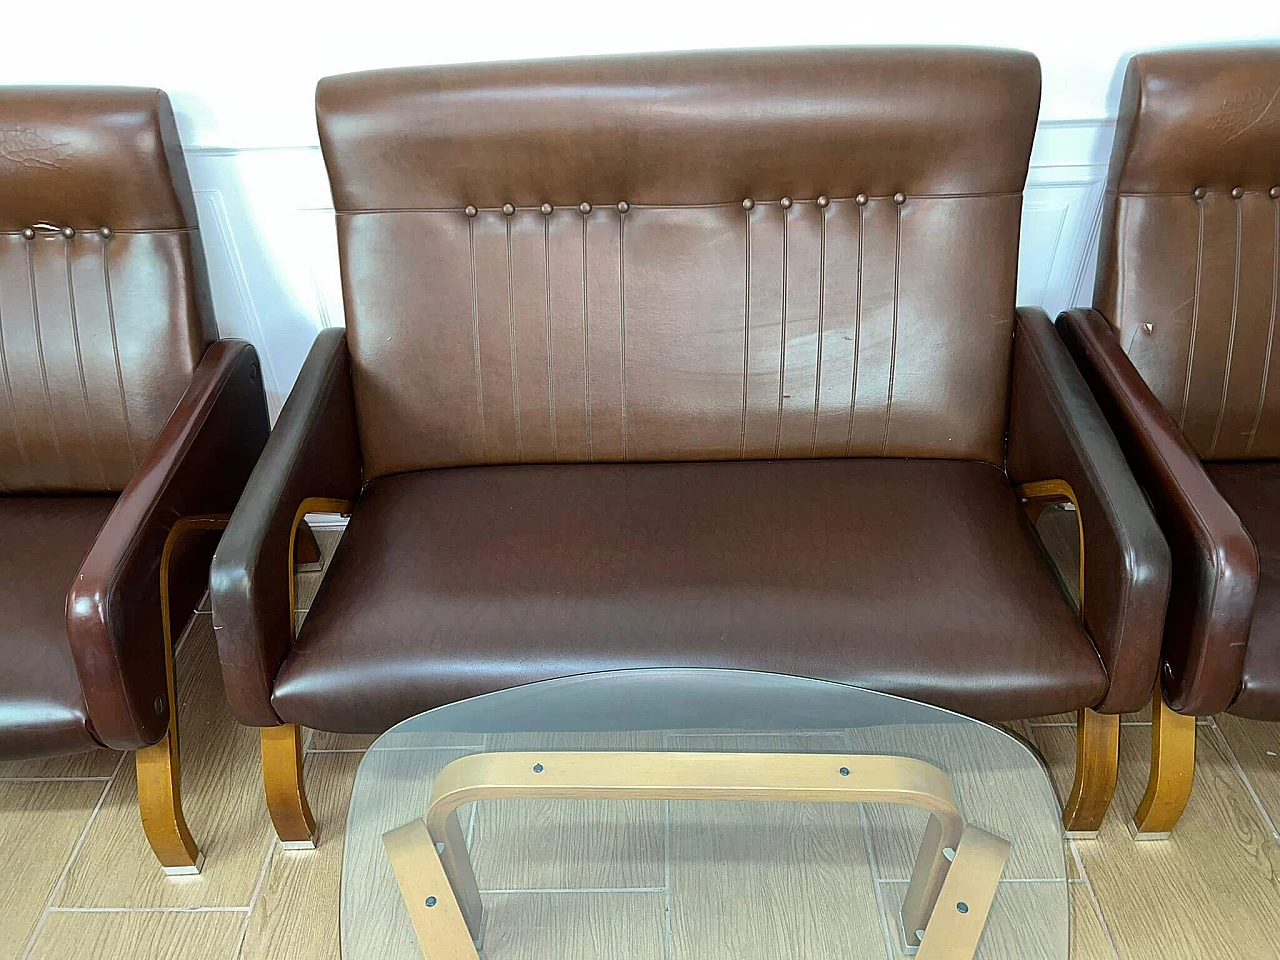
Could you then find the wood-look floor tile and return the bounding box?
[309,727,484,753]
[469,733,665,891]
[1034,724,1280,959]
[0,748,120,780]
[341,748,483,957]
[1214,714,1280,832]
[481,891,667,960]
[308,730,380,752]
[847,723,1064,881]
[26,909,246,960]
[310,526,344,556]
[666,734,885,960]
[241,752,362,960]
[880,878,1069,959]
[0,780,105,954]
[1035,504,1081,610]
[1069,881,1118,960]
[57,616,274,908]
[294,571,326,612]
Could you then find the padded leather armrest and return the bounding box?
[1007,307,1171,714]
[211,328,362,726]
[1055,308,1258,715]
[66,340,269,750]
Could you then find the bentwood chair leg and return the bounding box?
[1063,709,1120,837]
[136,515,229,875]
[1131,683,1196,839]
[262,724,317,848]
[136,730,203,875]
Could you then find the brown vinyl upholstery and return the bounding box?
[1094,48,1280,462]
[0,497,116,759]
[213,48,1169,736]
[0,89,212,493]
[0,87,268,759]
[319,49,1035,476]
[1207,462,1280,717]
[274,460,1105,728]
[1057,46,1280,715]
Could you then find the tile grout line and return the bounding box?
[234,835,278,959]
[845,721,897,960]
[661,731,673,960]
[1206,717,1280,841]
[1028,720,1212,728]
[464,734,485,853]
[862,809,899,959]
[477,887,669,894]
[1069,839,1121,960]
[50,906,252,914]
[21,751,127,959]
[309,745,486,754]
[877,876,1068,884]
[0,777,114,783]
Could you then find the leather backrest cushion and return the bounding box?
[0,88,208,492]
[1095,47,1280,460]
[318,48,1040,477]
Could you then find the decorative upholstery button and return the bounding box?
[61,226,75,238]
[1231,186,1245,199]
[501,203,516,216]
[742,198,755,211]
[464,205,478,218]
[854,193,869,206]
[579,202,592,215]
[1272,186,1280,199]
[540,203,553,215]
[816,195,830,208]
[893,192,906,205]
[99,226,112,238]
[1192,187,1206,200]
[617,201,630,214]
[21,227,35,239]
[780,196,793,209]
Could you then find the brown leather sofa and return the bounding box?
[211,48,1170,846]
[1055,46,1280,836]
[0,87,283,874]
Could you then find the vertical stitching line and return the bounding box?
[881,201,902,455]
[618,207,628,460]
[468,216,489,461]
[844,202,864,455]
[740,206,751,459]
[810,201,828,456]
[1246,195,1280,455]
[101,238,136,471]
[1211,194,1244,454]
[0,255,29,476]
[65,238,106,486]
[1180,195,1205,431]
[27,239,63,463]
[582,213,593,461]
[544,214,557,459]
[505,215,522,461]
[773,205,789,458]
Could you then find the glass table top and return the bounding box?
[340,669,1068,959]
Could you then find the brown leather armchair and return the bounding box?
[0,88,275,874]
[211,48,1170,847]
[1054,46,1280,837]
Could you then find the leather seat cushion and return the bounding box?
[0,496,115,759]
[1209,462,1280,718]
[273,459,1107,731]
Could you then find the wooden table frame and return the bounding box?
[382,751,1010,959]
